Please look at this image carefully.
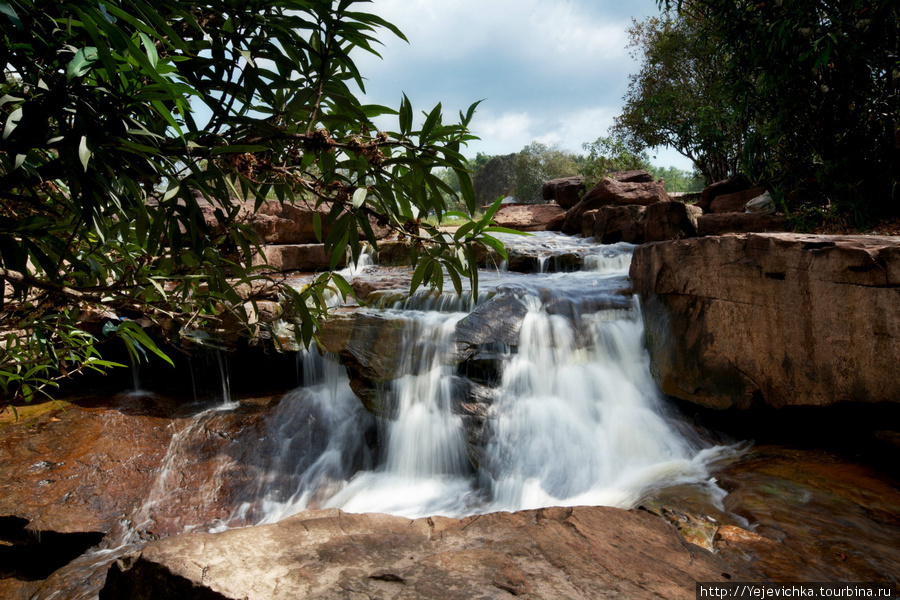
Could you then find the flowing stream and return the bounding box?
[35,233,736,600]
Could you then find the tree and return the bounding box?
[513,142,579,203]
[611,11,747,184]
[579,136,653,186]
[0,0,501,404]
[660,0,900,222]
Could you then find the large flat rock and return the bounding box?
[100,506,731,600]
[630,233,900,410]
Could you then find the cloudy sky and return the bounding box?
[351,0,693,171]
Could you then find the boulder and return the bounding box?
[492,203,566,232]
[252,243,342,272]
[316,311,409,416]
[709,186,767,213]
[200,198,390,245]
[644,202,702,243]
[609,169,656,183]
[630,233,900,410]
[100,506,732,600]
[696,174,752,212]
[696,213,787,236]
[541,176,586,208]
[562,176,668,235]
[582,205,647,244]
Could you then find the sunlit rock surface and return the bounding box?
[631,233,900,409]
[100,506,731,600]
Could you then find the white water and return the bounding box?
[228,237,732,521]
[35,235,739,600]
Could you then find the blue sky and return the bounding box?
[351,0,693,171]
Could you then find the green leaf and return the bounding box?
[410,256,431,293]
[0,1,23,30]
[138,32,158,68]
[67,47,100,81]
[313,211,323,243]
[399,93,413,135]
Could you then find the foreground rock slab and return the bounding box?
[630,233,900,410]
[101,506,731,600]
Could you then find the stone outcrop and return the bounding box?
[582,202,702,244]
[696,213,787,236]
[562,174,668,235]
[541,176,586,209]
[582,205,647,244]
[100,506,731,600]
[696,173,751,212]
[252,243,341,272]
[492,203,566,232]
[644,202,702,243]
[0,396,175,535]
[709,186,767,213]
[630,233,900,410]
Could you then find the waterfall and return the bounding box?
[232,237,731,521]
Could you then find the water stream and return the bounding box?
[34,233,737,599]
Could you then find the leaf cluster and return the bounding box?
[657,0,900,221]
[0,0,488,403]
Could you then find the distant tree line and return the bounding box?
[615,0,899,227]
[439,137,704,207]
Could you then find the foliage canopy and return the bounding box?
[653,0,899,220]
[612,12,746,185]
[0,0,499,403]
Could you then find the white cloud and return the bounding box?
[349,0,693,170]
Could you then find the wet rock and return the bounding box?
[643,202,702,242]
[630,233,900,410]
[316,311,409,416]
[562,175,668,234]
[583,205,647,244]
[492,203,566,232]
[100,506,732,600]
[541,176,586,209]
[455,294,527,361]
[712,446,900,582]
[0,396,176,535]
[375,239,413,266]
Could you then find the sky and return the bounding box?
[350,0,694,171]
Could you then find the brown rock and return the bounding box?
[610,169,656,183]
[562,176,668,234]
[712,445,900,582]
[493,203,567,232]
[697,174,752,212]
[100,506,732,600]
[709,187,767,213]
[644,202,702,242]
[630,233,900,410]
[252,244,343,272]
[200,198,390,245]
[541,176,586,208]
[583,205,647,244]
[696,213,787,236]
[0,396,176,535]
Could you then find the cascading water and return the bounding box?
[36,234,738,600]
[219,234,733,522]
